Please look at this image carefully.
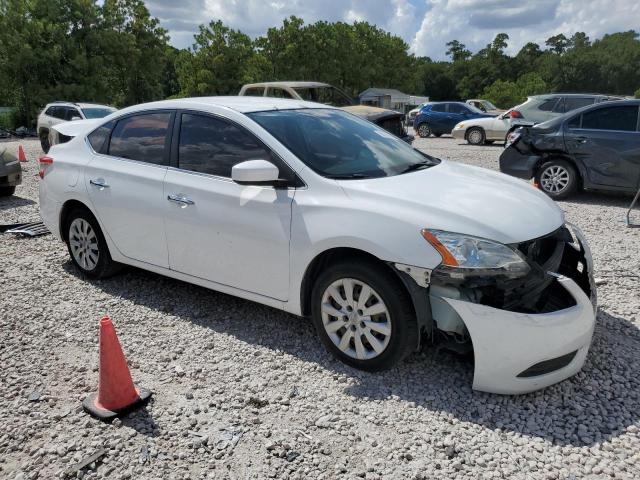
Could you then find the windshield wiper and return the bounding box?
[400,161,433,174]
[325,173,371,179]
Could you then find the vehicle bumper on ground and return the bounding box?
[0,150,22,187]
[499,145,541,179]
[451,128,466,141]
[429,224,596,395]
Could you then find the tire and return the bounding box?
[416,123,431,138]
[434,133,443,138]
[64,207,121,279]
[466,127,485,145]
[40,133,50,154]
[0,186,16,197]
[484,140,495,145]
[535,159,578,200]
[311,260,418,372]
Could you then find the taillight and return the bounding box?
[38,155,53,179]
[510,110,523,118]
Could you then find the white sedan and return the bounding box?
[39,97,596,394]
[452,111,533,145]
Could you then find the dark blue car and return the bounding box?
[414,102,493,138]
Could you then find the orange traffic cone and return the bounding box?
[82,316,151,421]
[18,144,27,162]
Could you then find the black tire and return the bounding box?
[484,140,495,145]
[535,159,578,200]
[0,186,16,197]
[466,127,485,145]
[40,133,50,154]
[64,207,121,279]
[434,133,443,138]
[416,123,431,138]
[311,260,418,372]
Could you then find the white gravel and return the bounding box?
[1,137,639,480]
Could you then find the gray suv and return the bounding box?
[511,94,621,124]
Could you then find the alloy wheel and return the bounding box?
[69,218,100,270]
[468,129,483,144]
[320,278,392,360]
[418,124,431,137]
[540,165,570,194]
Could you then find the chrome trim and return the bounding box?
[167,194,195,206]
[89,179,109,189]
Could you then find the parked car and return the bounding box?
[0,146,22,196]
[508,93,621,125]
[239,81,413,142]
[414,102,493,138]
[406,102,428,126]
[39,96,596,394]
[452,110,533,145]
[500,100,640,199]
[466,99,505,115]
[37,101,116,153]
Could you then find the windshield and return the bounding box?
[482,100,497,110]
[466,103,485,114]
[292,86,354,107]
[249,109,439,179]
[81,107,116,119]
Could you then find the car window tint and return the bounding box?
[581,105,639,132]
[65,108,81,121]
[537,98,558,112]
[567,115,581,129]
[267,88,293,99]
[243,87,264,97]
[178,113,272,178]
[431,104,446,112]
[552,98,565,113]
[88,120,115,154]
[448,103,468,114]
[563,97,594,112]
[109,112,171,164]
[45,107,57,117]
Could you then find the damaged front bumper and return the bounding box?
[429,224,597,394]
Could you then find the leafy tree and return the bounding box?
[445,40,471,62]
[545,34,570,54]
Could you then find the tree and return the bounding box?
[445,40,471,62]
[545,34,570,54]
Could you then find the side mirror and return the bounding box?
[71,116,82,121]
[232,160,280,186]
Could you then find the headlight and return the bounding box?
[456,123,464,129]
[421,229,530,277]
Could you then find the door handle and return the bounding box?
[575,136,589,144]
[167,194,195,206]
[89,178,109,189]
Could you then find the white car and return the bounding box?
[37,101,116,153]
[39,97,596,394]
[451,111,534,145]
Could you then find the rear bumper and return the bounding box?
[499,146,540,180]
[0,154,22,187]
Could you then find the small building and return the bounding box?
[358,88,429,113]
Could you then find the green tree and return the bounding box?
[445,40,471,62]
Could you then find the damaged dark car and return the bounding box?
[500,100,640,199]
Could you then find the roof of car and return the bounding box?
[530,93,623,99]
[242,81,331,89]
[118,96,333,115]
[46,101,115,109]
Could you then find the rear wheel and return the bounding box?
[64,207,121,279]
[416,123,431,138]
[535,159,578,200]
[466,127,485,145]
[0,186,16,196]
[311,260,417,371]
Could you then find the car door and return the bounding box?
[427,103,448,132]
[85,111,173,267]
[445,103,469,132]
[163,111,296,301]
[564,104,640,189]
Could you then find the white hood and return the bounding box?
[339,160,564,244]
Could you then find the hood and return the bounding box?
[338,160,563,244]
[52,118,101,138]
[342,105,403,121]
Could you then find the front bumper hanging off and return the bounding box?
[430,224,597,395]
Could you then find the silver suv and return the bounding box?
[510,94,621,124]
[37,101,115,152]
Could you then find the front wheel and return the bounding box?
[466,127,485,145]
[64,208,121,279]
[535,159,578,200]
[416,123,431,138]
[311,261,417,371]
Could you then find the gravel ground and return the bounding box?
[1,137,639,480]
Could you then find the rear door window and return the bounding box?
[243,87,264,97]
[430,104,446,112]
[537,98,559,112]
[266,88,294,99]
[108,112,172,165]
[448,103,469,114]
[562,97,594,113]
[581,105,639,132]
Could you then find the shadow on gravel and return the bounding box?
[0,195,35,211]
[121,403,159,438]
[63,262,640,448]
[559,190,635,208]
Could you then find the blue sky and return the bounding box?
[146,0,640,60]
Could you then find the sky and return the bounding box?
[146,0,640,60]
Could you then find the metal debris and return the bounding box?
[3,221,50,237]
[63,448,107,477]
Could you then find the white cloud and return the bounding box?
[147,0,640,59]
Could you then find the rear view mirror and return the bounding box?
[232,160,280,186]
